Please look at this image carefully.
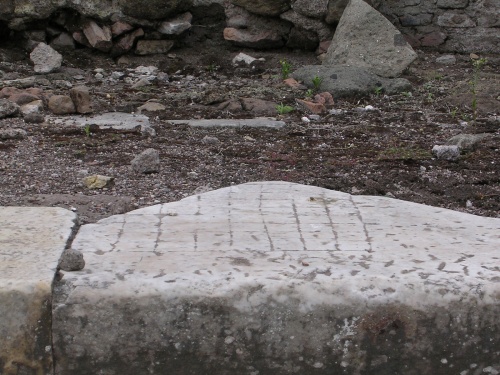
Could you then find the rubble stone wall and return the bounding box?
[376,0,499,53]
[0,0,498,55]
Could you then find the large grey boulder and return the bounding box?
[323,0,417,77]
[292,65,411,97]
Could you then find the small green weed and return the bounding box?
[312,75,322,91]
[379,147,431,161]
[433,72,444,81]
[450,107,458,119]
[276,103,294,115]
[305,89,314,98]
[84,124,91,137]
[279,59,291,80]
[469,57,487,122]
[373,86,383,96]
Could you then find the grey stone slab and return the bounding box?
[52,182,500,375]
[49,112,155,136]
[0,207,76,375]
[292,65,412,97]
[168,118,286,128]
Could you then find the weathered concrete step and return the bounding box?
[0,207,76,375]
[52,182,500,375]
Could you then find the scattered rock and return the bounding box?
[323,0,417,77]
[283,78,307,90]
[58,248,85,271]
[436,54,457,65]
[137,101,166,113]
[131,78,152,89]
[70,86,93,114]
[314,92,335,107]
[135,40,175,55]
[432,145,460,161]
[202,136,221,145]
[131,148,160,174]
[296,99,327,114]
[20,100,44,116]
[240,98,278,116]
[0,98,20,118]
[0,128,27,139]
[232,52,263,66]
[30,43,63,74]
[23,112,45,123]
[83,175,115,189]
[446,133,489,151]
[48,95,76,115]
[7,92,40,105]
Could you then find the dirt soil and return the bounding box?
[0,43,499,224]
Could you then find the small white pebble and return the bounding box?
[301,116,310,123]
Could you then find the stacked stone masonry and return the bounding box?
[0,0,498,54]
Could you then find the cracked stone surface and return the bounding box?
[0,207,76,375]
[52,182,500,374]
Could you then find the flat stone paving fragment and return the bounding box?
[53,182,500,375]
[0,207,76,375]
[168,118,286,128]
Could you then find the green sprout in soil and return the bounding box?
[305,89,314,98]
[312,75,322,91]
[276,103,294,115]
[378,146,431,161]
[373,86,383,96]
[469,57,487,123]
[84,124,91,137]
[279,59,291,80]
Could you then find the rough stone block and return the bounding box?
[437,0,469,8]
[400,13,433,26]
[134,40,175,55]
[30,43,63,74]
[83,20,112,52]
[323,0,417,77]
[69,86,92,114]
[52,182,500,375]
[0,207,76,375]
[437,11,476,27]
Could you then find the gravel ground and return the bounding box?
[0,44,499,223]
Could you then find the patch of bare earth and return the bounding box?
[0,45,499,223]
